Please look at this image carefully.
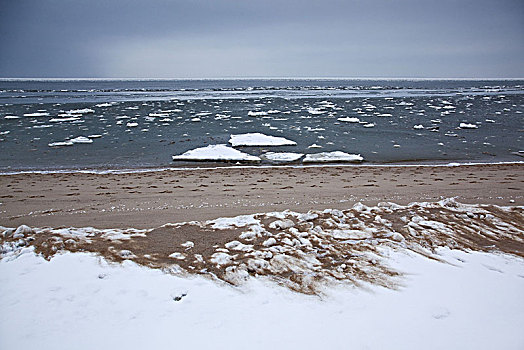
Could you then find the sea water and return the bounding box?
[0,79,522,171]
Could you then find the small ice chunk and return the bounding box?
[248,111,268,117]
[210,252,234,265]
[181,241,194,250]
[413,124,424,130]
[67,108,95,114]
[119,250,136,259]
[169,252,186,260]
[23,112,50,117]
[48,141,74,147]
[13,225,33,238]
[459,123,478,129]
[262,237,277,247]
[70,136,93,144]
[269,219,295,230]
[126,122,138,127]
[363,123,375,128]
[337,117,360,123]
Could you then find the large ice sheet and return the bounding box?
[172,144,261,162]
[229,133,297,147]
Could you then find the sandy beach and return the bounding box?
[1,163,522,229]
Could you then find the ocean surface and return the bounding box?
[0,79,522,172]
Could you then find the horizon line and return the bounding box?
[1,76,524,81]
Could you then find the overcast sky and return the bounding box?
[1,0,523,78]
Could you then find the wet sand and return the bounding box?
[0,163,522,229]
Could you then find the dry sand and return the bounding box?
[0,163,522,229]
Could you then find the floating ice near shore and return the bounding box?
[95,103,114,107]
[49,117,81,122]
[303,151,363,163]
[262,152,304,162]
[23,112,50,117]
[308,107,327,115]
[4,115,19,119]
[70,136,93,144]
[229,133,296,147]
[48,141,74,147]
[248,111,268,117]
[67,108,95,114]
[48,136,94,147]
[172,144,261,162]
[459,123,478,129]
[337,117,360,123]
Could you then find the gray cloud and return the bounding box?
[1,0,523,78]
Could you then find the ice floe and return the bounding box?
[337,117,360,123]
[303,151,363,163]
[261,152,304,162]
[48,136,94,147]
[67,108,95,114]
[172,144,261,162]
[70,136,93,144]
[459,123,478,129]
[248,111,268,117]
[229,133,296,147]
[23,112,50,117]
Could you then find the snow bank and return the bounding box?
[229,133,297,147]
[303,151,363,163]
[172,144,261,162]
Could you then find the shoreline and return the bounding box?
[1,159,522,176]
[0,162,522,229]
